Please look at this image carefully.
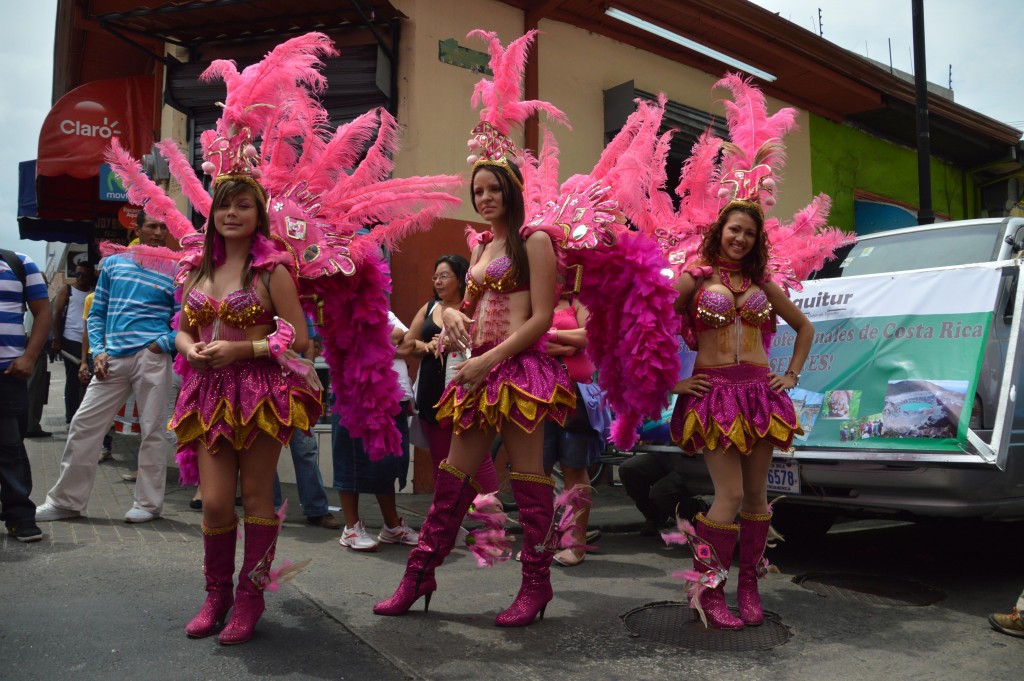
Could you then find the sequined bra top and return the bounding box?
[465,255,529,300]
[184,285,275,342]
[693,287,773,333]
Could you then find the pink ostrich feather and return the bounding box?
[524,127,561,217]
[155,139,212,218]
[202,32,337,137]
[104,137,195,242]
[99,242,182,278]
[307,255,403,459]
[465,528,514,567]
[714,72,797,172]
[768,194,854,283]
[344,109,401,190]
[572,231,680,449]
[467,29,570,135]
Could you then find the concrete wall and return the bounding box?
[809,113,972,231]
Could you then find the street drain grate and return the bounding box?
[620,601,791,651]
[792,573,944,606]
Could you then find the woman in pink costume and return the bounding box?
[401,254,499,493]
[374,155,575,627]
[671,200,812,629]
[172,177,322,644]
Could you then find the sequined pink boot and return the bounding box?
[374,461,481,616]
[495,473,555,627]
[185,519,237,638]
[690,513,744,630]
[218,516,279,645]
[737,511,772,625]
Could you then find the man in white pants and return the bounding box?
[36,213,177,523]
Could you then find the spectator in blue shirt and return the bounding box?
[0,248,50,542]
[36,213,178,524]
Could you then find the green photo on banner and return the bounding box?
[772,265,1002,451]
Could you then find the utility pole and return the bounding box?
[912,0,934,224]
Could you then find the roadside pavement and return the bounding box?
[3,368,1022,681]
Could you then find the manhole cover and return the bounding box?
[620,601,791,651]
[793,573,944,606]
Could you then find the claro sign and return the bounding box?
[59,110,122,139]
[36,76,153,179]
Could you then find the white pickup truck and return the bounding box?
[629,216,1024,539]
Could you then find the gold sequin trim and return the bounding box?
[508,472,555,487]
[739,302,772,326]
[439,460,483,493]
[739,511,773,522]
[695,512,739,532]
[435,380,576,436]
[244,516,279,526]
[202,520,238,536]
[675,410,802,456]
[172,390,319,452]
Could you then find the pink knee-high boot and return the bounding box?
[689,513,744,630]
[217,516,280,645]
[495,473,555,627]
[185,519,237,638]
[737,511,772,625]
[374,460,481,616]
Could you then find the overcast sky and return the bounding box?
[749,0,1024,128]
[1,1,1022,268]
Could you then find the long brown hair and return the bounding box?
[470,162,528,286]
[699,202,769,283]
[188,180,271,292]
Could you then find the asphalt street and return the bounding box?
[2,369,1022,681]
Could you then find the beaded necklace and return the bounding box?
[714,257,751,294]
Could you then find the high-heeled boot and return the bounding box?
[689,513,744,630]
[185,518,237,638]
[218,516,280,645]
[737,511,772,625]
[374,460,481,616]
[495,473,555,627]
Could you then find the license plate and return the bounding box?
[767,459,801,494]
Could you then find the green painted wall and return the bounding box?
[808,114,975,233]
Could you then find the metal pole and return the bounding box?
[912,0,934,224]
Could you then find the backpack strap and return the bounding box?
[0,249,27,303]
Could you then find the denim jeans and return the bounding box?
[273,428,330,517]
[0,373,36,527]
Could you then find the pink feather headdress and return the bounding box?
[465,30,570,189]
[104,32,464,468]
[615,75,853,297]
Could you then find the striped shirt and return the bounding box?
[0,252,48,369]
[88,254,178,357]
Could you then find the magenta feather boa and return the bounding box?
[574,231,681,449]
[305,254,403,459]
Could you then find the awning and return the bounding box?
[33,75,154,224]
[17,160,93,243]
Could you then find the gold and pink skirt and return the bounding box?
[435,343,576,435]
[171,358,322,453]
[670,363,801,455]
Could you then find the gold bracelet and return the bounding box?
[252,339,269,359]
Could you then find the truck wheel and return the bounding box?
[771,506,836,543]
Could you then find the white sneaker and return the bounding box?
[35,503,81,522]
[124,505,159,523]
[98,448,113,463]
[339,520,378,551]
[378,518,420,546]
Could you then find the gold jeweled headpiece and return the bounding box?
[467,121,524,190]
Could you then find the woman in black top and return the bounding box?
[401,254,499,492]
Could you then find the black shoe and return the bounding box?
[189,499,203,510]
[24,430,51,439]
[6,522,43,543]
